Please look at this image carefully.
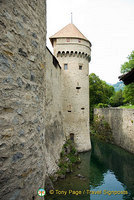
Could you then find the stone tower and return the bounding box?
[50,23,91,152]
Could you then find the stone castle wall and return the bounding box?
[45,48,65,174]
[0,0,47,199]
[53,38,91,152]
[94,108,134,153]
[0,1,91,199]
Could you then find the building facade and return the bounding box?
[0,0,91,198]
[50,23,92,151]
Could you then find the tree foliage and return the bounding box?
[89,50,134,122]
[123,83,134,104]
[121,51,134,74]
[121,51,134,105]
[89,73,114,120]
[109,90,124,107]
[89,73,114,106]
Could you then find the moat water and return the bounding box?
[46,137,134,200]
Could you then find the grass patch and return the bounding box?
[119,105,134,109]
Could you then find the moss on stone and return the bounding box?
[91,114,114,143]
[56,139,80,177]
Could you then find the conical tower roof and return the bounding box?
[50,23,90,45]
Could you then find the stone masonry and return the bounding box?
[0,0,46,199]
[0,1,92,199]
[94,108,134,154]
[45,48,65,175]
[50,24,92,152]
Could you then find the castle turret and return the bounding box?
[50,23,91,152]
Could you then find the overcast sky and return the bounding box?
[47,0,134,84]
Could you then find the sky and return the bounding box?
[47,0,134,84]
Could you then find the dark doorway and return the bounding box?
[70,133,74,141]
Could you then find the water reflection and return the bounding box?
[46,137,134,200]
[91,137,134,199]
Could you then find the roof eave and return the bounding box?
[49,36,92,47]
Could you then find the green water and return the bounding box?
[46,137,134,200]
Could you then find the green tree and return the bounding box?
[121,51,134,105]
[89,73,114,106]
[121,51,134,74]
[89,73,114,120]
[123,83,134,104]
[109,90,124,107]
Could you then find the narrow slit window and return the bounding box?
[76,86,81,93]
[70,133,74,141]
[81,108,85,110]
[68,105,71,112]
[79,65,82,70]
[64,64,68,70]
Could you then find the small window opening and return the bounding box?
[64,64,68,70]
[78,39,81,43]
[66,38,70,42]
[79,65,82,70]
[68,105,71,112]
[70,133,74,141]
[76,86,81,89]
[81,107,85,110]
